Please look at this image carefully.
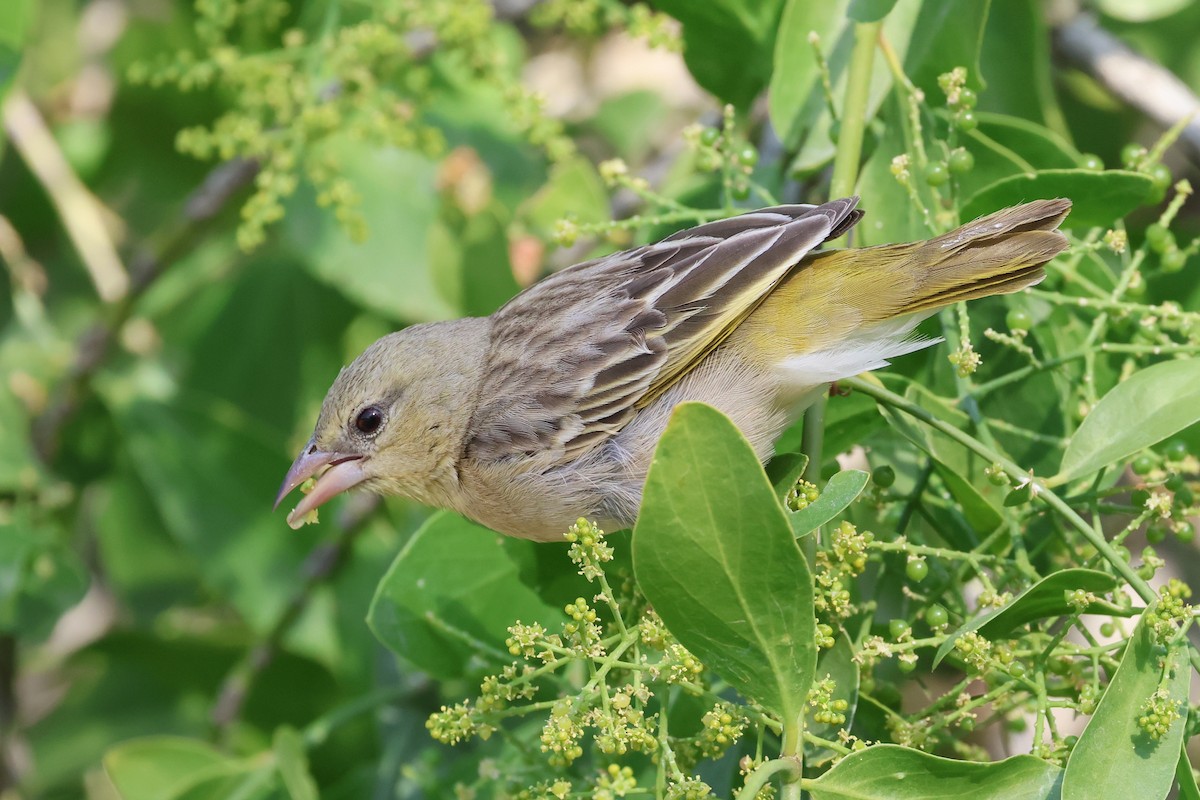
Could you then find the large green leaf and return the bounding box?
[961,169,1156,229]
[934,569,1120,667]
[955,112,1082,200]
[633,403,816,724]
[520,156,609,239]
[654,0,787,108]
[368,513,563,679]
[1057,359,1200,483]
[103,737,250,800]
[1062,617,1191,800]
[768,0,850,147]
[808,744,1064,799]
[284,143,454,323]
[849,0,898,22]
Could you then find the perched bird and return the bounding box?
[276,196,1070,541]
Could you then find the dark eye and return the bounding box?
[354,406,384,435]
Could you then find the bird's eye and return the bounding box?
[354,406,384,436]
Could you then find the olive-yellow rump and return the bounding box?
[276,197,1070,540]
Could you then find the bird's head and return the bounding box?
[274,319,488,528]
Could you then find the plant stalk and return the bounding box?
[801,20,881,487]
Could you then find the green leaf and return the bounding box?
[1178,749,1200,800]
[633,403,816,723]
[778,2,922,167]
[0,0,32,105]
[273,727,319,800]
[768,0,850,147]
[520,156,609,238]
[654,0,787,108]
[904,0,990,95]
[848,0,898,21]
[1062,617,1191,800]
[1095,0,1192,21]
[1058,359,1200,483]
[284,142,455,323]
[103,737,246,800]
[808,634,859,766]
[790,470,869,537]
[0,506,88,640]
[429,204,521,317]
[808,744,1064,799]
[954,112,1082,199]
[934,569,1120,667]
[368,512,563,679]
[766,451,809,505]
[961,169,1156,230]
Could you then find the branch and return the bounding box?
[1053,13,1200,161]
[31,157,258,460]
[210,494,380,738]
[3,91,129,303]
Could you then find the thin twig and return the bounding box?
[1053,13,1200,161]
[210,494,380,738]
[31,158,258,460]
[3,91,129,302]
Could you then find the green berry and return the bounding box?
[1165,473,1186,492]
[1147,522,1168,545]
[1162,248,1187,273]
[1132,488,1151,507]
[955,111,978,132]
[925,603,948,627]
[1079,153,1104,171]
[1166,439,1188,461]
[1006,308,1032,331]
[948,148,975,174]
[1176,485,1194,508]
[1132,455,1155,476]
[1100,622,1116,637]
[699,127,720,147]
[906,558,929,583]
[957,88,978,109]
[898,658,916,674]
[1149,163,1172,192]
[888,619,910,639]
[924,162,949,186]
[1146,223,1173,253]
[736,145,759,167]
[1121,143,1148,169]
[873,465,896,488]
[1176,521,1196,543]
[731,182,751,201]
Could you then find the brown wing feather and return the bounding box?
[465,198,862,464]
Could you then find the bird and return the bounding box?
[275,196,1071,541]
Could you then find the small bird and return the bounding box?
[276,196,1070,541]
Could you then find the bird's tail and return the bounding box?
[886,197,1071,316]
[736,199,1072,376]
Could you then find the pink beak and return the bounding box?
[274,441,368,529]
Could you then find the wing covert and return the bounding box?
[464,198,863,464]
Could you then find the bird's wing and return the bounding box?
[465,198,863,464]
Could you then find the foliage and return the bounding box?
[3,0,1200,799]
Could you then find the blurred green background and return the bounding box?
[1,0,1198,797]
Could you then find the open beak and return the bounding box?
[274,441,368,529]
